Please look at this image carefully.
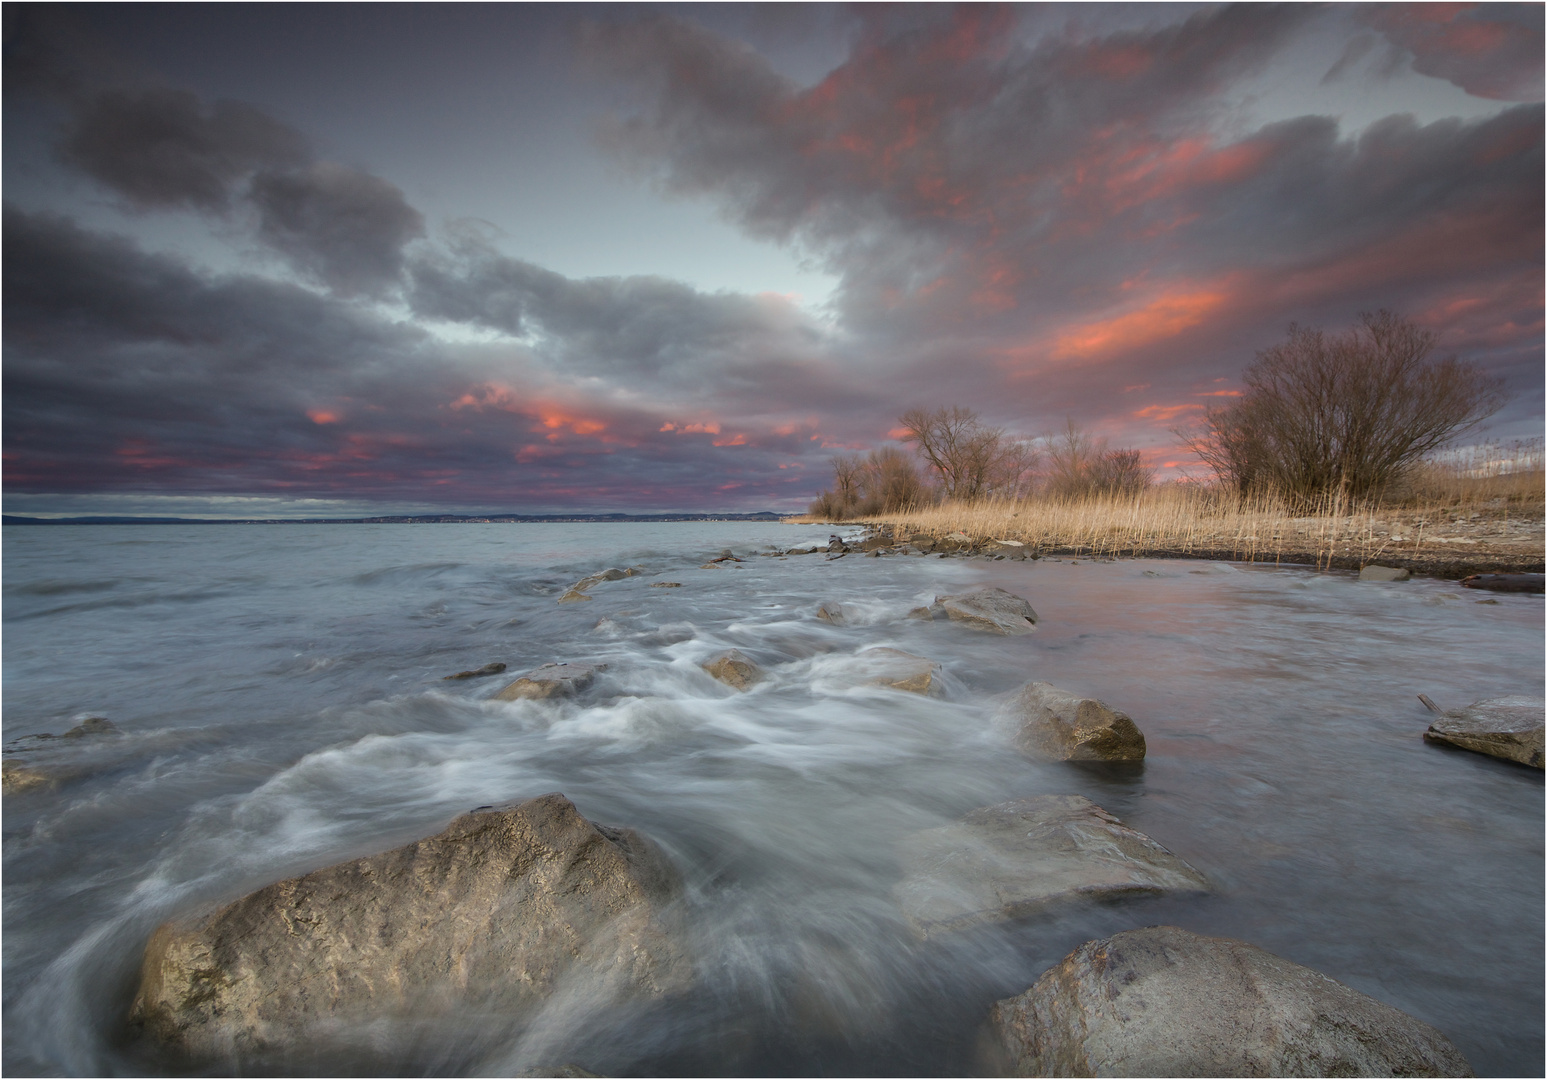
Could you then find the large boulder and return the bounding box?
[1359,565,1410,582]
[1423,695,1544,768]
[702,649,764,690]
[894,795,1205,937]
[986,539,1029,560]
[990,925,1473,1077]
[129,793,690,1060]
[494,662,606,701]
[932,588,1038,634]
[1011,682,1146,762]
[854,647,941,695]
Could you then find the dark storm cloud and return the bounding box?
[2,206,851,508]
[579,5,1543,452]
[58,87,310,212]
[1365,3,1544,103]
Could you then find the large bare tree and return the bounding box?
[898,406,1034,500]
[1183,311,1505,501]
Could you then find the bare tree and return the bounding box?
[1182,311,1506,500]
[809,446,927,519]
[898,406,1034,500]
[1043,419,1152,497]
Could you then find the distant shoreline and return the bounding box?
[1,512,786,526]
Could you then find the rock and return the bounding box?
[894,795,1206,936]
[786,545,820,555]
[1011,682,1146,763]
[906,606,937,620]
[854,647,940,694]
[442,662,508,681]
[649,582,682,588]
[702,649,764,690]
[932,588,1038,634]
[129,793,690,1060]
[558,589,594,604]
[815,602,849,625]
[990,925,1473,1078]
[558,568,631,603]
[827,536,849,553]
[859,536,891,552]
[986,539,1028,560]
[494,662,606,701]
[1422,695,1544,768]
[1460,573,1545,593]
[1359,565,1411,582]
[2,759,53,794]
[65,716,122,738]
[908,534,936,553]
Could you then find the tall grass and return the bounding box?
[787,441,1543,567]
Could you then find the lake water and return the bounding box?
[3,523,1542,1076]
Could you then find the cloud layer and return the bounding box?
[4,5,1541,512]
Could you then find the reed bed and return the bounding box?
[786,446,1544,569]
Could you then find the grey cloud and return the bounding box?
[58,87,310,212]
[1366,4,1544,102]
[251,162,425,296]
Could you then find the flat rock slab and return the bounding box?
[932,588,1038,634]
[1461,573,1545,593]
[702,649,764,690]
[130,793,690,1061]
[1012,682,1146,762]
[854,647,941,694]
[1359,564,1410,582]
[990,925,1473,1077]
[894,795,1205,936]
[1424,696,1544,768]
[494,662,606,701]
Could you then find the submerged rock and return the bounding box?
[1422,695,1544,768]
[129,793,690,1060]
[1359,565,1411,582]
[854,647,940,695]
[702,649,764,690]
[815,602,850,625]
[990,925,1473,1078]
[932,588,1038,634]
[649,582,683,588]
[1460,573,1545,593]
[2,759,53,794]
[494,662,606,701]
[558,568,631,603]
[1011,682,1146,762]
[894,795,1205,936]
[442,662,507,681]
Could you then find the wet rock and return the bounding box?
[558,589,593,604]
[990,925,1473,1078]
[129,793,690,1060]
[827,536,849,554]
[908,534,936,553]
[1359,564,1411,582]
[559,568,631,602]
[1460,573,1545,593]
[854,647,940,695]
[932,588,1038,634]
[1422,695,1544,768]
[2,759,53,794]
[494,662,606,701]
[702,649,764,691]
[649,582,682,588]
[894,795,1206,937]
[815,602,850,625]
[986,539,1028,560]
[1011,682,1146,763]
[68,717,122,738]
[442,662,508,681]
[786,545,820,555]
[906,606,937,620]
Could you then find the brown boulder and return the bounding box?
[1422,695,1544,768]
[702,649,764,690]
[932,588,1038,634]
[494,662,606,701]
[2,759,53,794]
[854,647,940,694]
[894,796,1205,936]
[129,793,690,1060]
[1011,681,1146,762]
[991,926,1472,1077]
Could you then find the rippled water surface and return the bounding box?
[3,523,1542,1076]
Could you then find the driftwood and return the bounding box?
[1459,574,1544,594]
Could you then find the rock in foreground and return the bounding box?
[1012,681,1146,762]
[932,588,1038,634]
[1423,695,1544,768]
[854,647,940,694]
[494,662,606,701]
[130,793,690,1060]
[894,795,1205,936]
[990,925,1473,1077]
[702,649,764,690]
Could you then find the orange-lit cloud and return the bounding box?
[307,409,341,424]
[1052,286,1229,360]
[1133,403,1204,421]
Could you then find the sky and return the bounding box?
[3,2,1542,518]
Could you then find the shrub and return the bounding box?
[1044,420,1153,498]
[1183,311,1506,501]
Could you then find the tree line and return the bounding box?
[811,312,1505,518]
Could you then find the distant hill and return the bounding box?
[2,511,786,525]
